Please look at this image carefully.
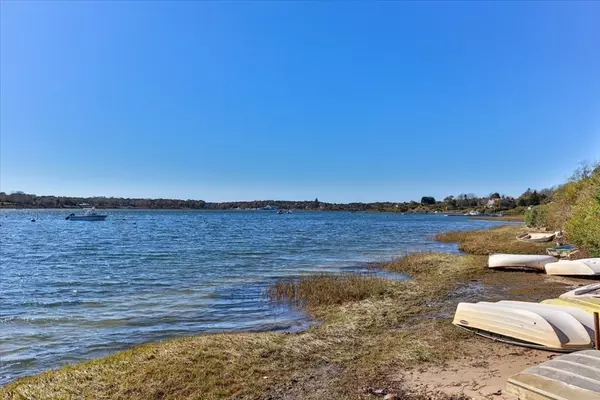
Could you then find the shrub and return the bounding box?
[524,205,549,228]
[566,173,600,256]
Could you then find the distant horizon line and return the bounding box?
[0,190,524,205]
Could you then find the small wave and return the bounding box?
[19,300,104,308]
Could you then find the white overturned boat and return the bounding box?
[506,350,600,400]
[543,298,600,314]
[545,258,600,276]
[66,207,107,221]
[453,302,591,352]
[560,283,600,299]
[488,254,557,271]
[516,232,557,243]
[495,301,596,338]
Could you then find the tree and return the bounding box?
[529,190,540,206]
[313,198,320,209]
[490,192,501,199]
[421,196,436,205]
[570,161,600,182]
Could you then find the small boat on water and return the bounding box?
[506,350,600,400]
[560,283,600,299]
[542,298,600,314]
[452,302,591,352]
[488,254,557,271]
[545,258,600,276]
[66,207,107,221]
[516,232,556,243]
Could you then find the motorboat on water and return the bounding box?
[545,258,600,276]
[66,207,107,221]
[506,350,600,400]
[452,302,592,352]
[488,254,557,271]
[516,232,557,243]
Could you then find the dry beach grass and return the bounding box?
[1,225,582,400]
[435,225,550,255]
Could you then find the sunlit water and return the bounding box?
[0,210,506,384]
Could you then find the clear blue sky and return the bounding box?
[1,2,599,202]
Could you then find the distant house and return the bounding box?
[486,198,500,208]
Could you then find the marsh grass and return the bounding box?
[267,274,396,309]
[435,225,549,255]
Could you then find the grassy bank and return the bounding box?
[435,225,550,255]
[3,253,488,400]
[2,228,574,400]
[468,215,524,222]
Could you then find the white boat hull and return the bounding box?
[545,258,600,276]
[560,283,600,299]
[453,302,591,351]
[495,301,596,339]
[517,233,557,243]
[488,254,557,271]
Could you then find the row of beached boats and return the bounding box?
[453,231,600,398]
[454,283,600,398]
[454,282,600,352]
[488,254,600,276]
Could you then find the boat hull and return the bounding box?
[545,258,600,276]
[560,283,600,299]
[517,233,556,243]
[67,215,107,221]
[453,302,591,352]
[542,298,600,314]
[506,350,600,400]
[496,301,595,339]
[488,254,557,271]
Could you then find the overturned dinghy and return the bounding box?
[517,232,557,243]
[560,283,600,299]
[496,301,596,339]
[453,302,591,352]
[506,350,600,400]
[488,254,557,271]
[545,258,600,276]
[543,298,600,314]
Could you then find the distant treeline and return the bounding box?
[0,188,554,213]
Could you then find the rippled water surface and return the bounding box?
[0,210,504,384]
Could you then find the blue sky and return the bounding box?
[1,2,599,202]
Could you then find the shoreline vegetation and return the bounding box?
[1,225,589,400]
[0,187,551,216]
